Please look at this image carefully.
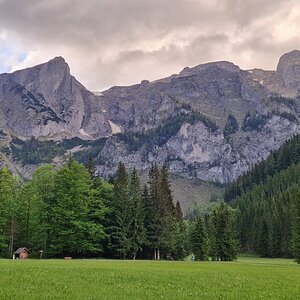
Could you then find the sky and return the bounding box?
[0,0,299,91]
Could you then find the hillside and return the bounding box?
[225,134,300,257]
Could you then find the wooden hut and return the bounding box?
[14,247,29,259]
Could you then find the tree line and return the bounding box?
[225,134,300,263]
[0,156,237,261]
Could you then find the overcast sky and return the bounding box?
[0,0,299,91]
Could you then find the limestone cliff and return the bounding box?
[0,51,299,184]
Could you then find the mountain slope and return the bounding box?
[0,51,300,185]
[93,54,299,182]
[0,57,111,139]
[224,134,300,257]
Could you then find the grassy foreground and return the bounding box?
[0,257,299,299]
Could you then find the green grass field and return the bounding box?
[0,257,299,299]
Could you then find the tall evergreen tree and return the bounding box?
[173,201,187,260]
[175,201,183,222]
[147,164,161,259]
[210,202,238,261]
[85,154,97,179]
[291,190,300,263]
[128,168,146,259]
[190,217,208,261]
[141,184,154,258]
[110,162,131,258]
[157,166,176,257]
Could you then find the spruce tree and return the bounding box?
[173,201,187,260]
[158,166,176,257]
[291,191,300,263]
[147,164,161,259]
[110,162,131,258]
[85,154,97,179]
[190,217,208,261]
[128,168,146,259]
[210,202,238,261]
[175,201,183,222]
[142,184,155,258]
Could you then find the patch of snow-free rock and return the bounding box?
[109,120,122,134]
[79,128,91,137]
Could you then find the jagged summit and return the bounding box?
[248,49,300,97]
[50,56,66,63]
[12,56,70,77]
[0,55,112,140]
[0,50,299,184]
[277,49,300,72]
[276,50,300,92]
[179,61,240,77]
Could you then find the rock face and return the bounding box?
[250,50,300,98]
[0,57,111,139]
[0,51,300,184]
[100,61,269,132]
[95,115,299,183]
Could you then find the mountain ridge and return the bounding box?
[0,50,300,185]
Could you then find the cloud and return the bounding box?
[0,0,299,90]
[0,33,28,73]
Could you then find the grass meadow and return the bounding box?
[0,256,299,299]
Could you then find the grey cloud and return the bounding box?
[0,0,299,90]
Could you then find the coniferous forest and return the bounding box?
[225,134,300,262]
[0,135,299,263]
[0,156,237,261]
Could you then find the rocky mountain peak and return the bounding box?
[276,50,300,91]
[277,50,300,72]
[248,50,300,97]
[0,56,112,140]
[179,61,240,77]
[0,51,299,185]
[45,56,70,74]
[50,56,66,64]
[10,56,71,91]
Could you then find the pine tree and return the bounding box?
[141,184,154,258]
[157,166,176,257]
[128,168,146,259]
[146,164,161,259]
[210,202,238,261]
[110,162,131,258]
[223,114,239,139]
[291,191,300,263]
[190,217,208,261]
[85,154,97,179]
[173,201,187,260]
[175,201,183,222]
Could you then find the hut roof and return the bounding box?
[14,247,29,254]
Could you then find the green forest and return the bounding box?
[225,134,300,262]
[0,157,237,261]
[0,134,299,263]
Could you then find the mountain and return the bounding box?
[0,51,300,187]
[0,57,111,139]
[250,50,300,98]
